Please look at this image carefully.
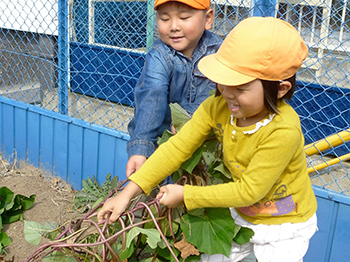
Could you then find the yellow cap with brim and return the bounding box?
[198,17,308,86]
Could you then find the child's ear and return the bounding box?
[205,9,214,30]
[277,81,292,99]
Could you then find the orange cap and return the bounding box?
[198,17,308,86]
[154,0,210,10]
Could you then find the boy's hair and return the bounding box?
[198,17,308,86]
[154,0,210,10]
[214,75,296,114]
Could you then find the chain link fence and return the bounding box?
[1,0,350,194]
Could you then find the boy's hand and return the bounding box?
[126,155,147,178]
[97,181,143,224]
[156,184,184,208]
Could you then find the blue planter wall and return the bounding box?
[0,96,129,189]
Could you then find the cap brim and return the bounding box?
[198,54,256,86]
[154,0,208,10]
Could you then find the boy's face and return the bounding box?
[156,2,214,58]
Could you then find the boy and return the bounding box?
[126,0,222,177]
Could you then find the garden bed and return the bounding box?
[0,160,80,261]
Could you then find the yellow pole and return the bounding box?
[305,129,350,156]
[308,153,350,173]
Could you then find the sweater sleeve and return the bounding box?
[129,98,214,195]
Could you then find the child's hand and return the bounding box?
[126,155,147,178]
[97,181,143,223]
[156,184,184,208]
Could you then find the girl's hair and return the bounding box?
[215,74,296,114]
[262,74,296,114]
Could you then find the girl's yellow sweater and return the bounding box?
[130,95,317,225]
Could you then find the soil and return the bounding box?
[0,159,81,262]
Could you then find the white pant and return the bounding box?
[199,209,318,262]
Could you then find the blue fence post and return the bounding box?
[252,0,276,17]
[146,0,155,52]
[58,0,69,115]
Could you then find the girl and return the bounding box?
[98,17,318,262]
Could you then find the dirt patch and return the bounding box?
[0,160,81,262]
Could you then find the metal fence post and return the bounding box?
[146,0,155,52]
[252,0,276,17]
[58,0,69,115]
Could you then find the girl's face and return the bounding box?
[217,79,269,127]
[156,2,213,58]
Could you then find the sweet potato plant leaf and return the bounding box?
[24,220,46,245]
[171,169,183,184]
[213,162,233,180]
[2,210,24,224]
[0,231,12,248]
[120,241,135,261]
[170,103,191,131]
[125,227,161,250]
[181,208,235,257]
[202,151,216,166]
[15,194,36,211]
[0,187,14,205]
[91,196,104,210]
[233,226,255,245]
[111,175,119,188]
[24,220,58,245]
[180,146,203,174]
[139,257,163,262]
[158,129,174,146]
[43,250,77,262]
[156,245,181,262]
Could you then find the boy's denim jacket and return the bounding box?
[127,30,222,158]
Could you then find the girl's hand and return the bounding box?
[97,181,143,224]
[156,184,184,208]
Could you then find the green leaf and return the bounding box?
[171,169,183,184]
[180,146,203,174]
[24,220,46,245]
[17,194,36,211]
[0,187,14,205]
[0,231,12,248]
[233,226,254,245]
[158,129,174,146]
[170,103,191,131]
[42,250,77,262]
[110,241,123,256]
[91,196,104,209]
[2,209,24,224]
[111,175,119,189]
[213,162,232,179]
[120,241,135,261]
[140,257,163,262]
[156,245,180,262]
[43,221,60,240]
[202,151,216,166]
[181,208,236,257]
[125,227,161,249]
